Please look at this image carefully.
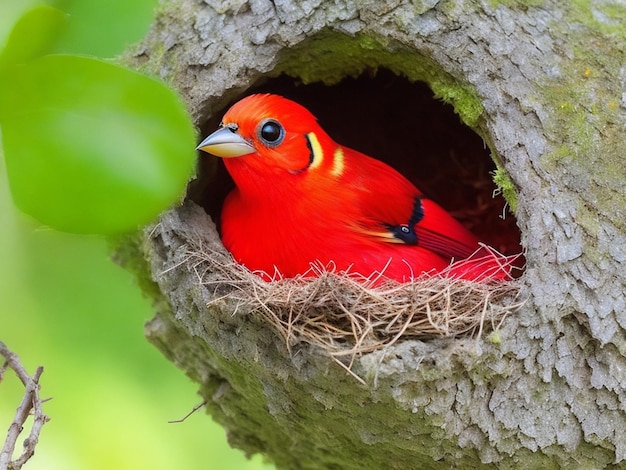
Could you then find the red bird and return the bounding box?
[197,94,510,283]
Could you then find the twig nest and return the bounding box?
[153,201,522,378]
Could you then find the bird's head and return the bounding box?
[197,94,335,193]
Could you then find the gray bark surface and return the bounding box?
[125,0,626,468]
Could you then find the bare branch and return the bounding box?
[0,341,49,470]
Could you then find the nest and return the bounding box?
[182,237,524,378]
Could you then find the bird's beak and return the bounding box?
[196,127,256,158]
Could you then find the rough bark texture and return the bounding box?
[122,0,626,468]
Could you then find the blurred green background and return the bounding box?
[0,1,271,469]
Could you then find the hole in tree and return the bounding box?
[190,68,521,259]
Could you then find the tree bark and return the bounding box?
[122,0,626,468]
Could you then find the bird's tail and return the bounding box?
[441,244,524,282]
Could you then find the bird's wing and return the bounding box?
[414,198,480,260]
[340,147,479,260]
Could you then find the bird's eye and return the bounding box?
[258,119,285,146]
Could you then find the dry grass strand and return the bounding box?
[173,239,524,368]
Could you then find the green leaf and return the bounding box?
[0,5,68,70]
[0,54,196,234]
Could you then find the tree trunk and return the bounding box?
[121,0,626,468]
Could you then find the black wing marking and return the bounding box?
[384,196,424,245]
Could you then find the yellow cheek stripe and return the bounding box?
[307,132,324,170]
[331,147,345,177]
